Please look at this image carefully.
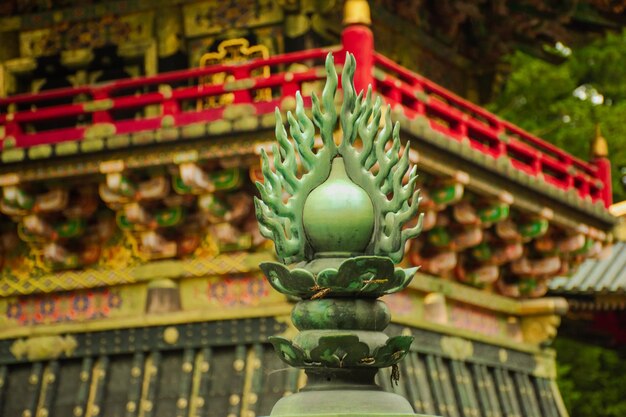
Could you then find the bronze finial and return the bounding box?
[591,123,609,158]
[343,0,372,26]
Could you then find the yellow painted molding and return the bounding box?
[393,314,540,354]
[519,297,568,316]
[0,298,543,354]
[0,251,275,297]
[0,303,294,340]
[408,272,521,314]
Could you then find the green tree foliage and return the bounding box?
[488,31,626,202]
[554,338,626,417]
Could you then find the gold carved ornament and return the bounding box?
[196,38,271,110]
[10,335,78,361]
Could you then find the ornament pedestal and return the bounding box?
[270,368,416,416]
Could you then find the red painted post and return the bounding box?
[591,125,612,207]
[91,90,112,123]
[4,104,22,148]
[341,0,374,93]
[159,84,179,116]
[594,158,612,207]
[232,67,252,104]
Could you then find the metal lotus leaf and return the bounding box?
[268,335,413,368]
[254,52,423,265]
[260,256,418,298]
[310,335,370,367]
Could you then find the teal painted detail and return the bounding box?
[520,218,549,239]
[478,203,510,224]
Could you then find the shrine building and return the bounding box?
[0,1,620,417]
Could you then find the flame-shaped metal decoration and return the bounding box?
[255,52,426,416]
[255,53,423,265]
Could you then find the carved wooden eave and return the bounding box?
[0,43,615,303]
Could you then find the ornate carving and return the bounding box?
[19,12,154,58]
[521,314,561,345]
[10,335,78,360]
[0,184,108,271]
[182,1,282,38]
[197,38,271,109]
[440,336,473,360]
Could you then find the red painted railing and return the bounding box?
[0,31,611,207]
[0,47,335,149]
[372,53,610,206]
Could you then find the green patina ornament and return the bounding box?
[255,52,423,265]
[303,158,375,254]
[260,257,417,299]
[268,334,413,369]
[255,52,425,416]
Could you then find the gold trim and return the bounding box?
[85,359,104,417]
[84,123,116,140]
[0,250,273,297]
[240,346,256,417]
[343,0,371,25]
[0,64,5,97]
[440,336,473,360]
[609,200,626,218]
[188,350,203,417]
[83,99,113,113]
[35,364,54,417]
[197,38,270,110]
[137,356,154,417]
[1,136,266,183]
[591,124,608,158]
[408,272,520,314]
[533,350,557,379]
[233,359,245,372]
[99,160,125,174]
[519,298,568,316]
[521,314,561,345]
[392,315,539,354]
[173,150,198,164]
[163,327,180,345]
[0,276,556,352]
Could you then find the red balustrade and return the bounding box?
[0,47,335,148]
[0,37,612,207]
[372,52,610,207]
